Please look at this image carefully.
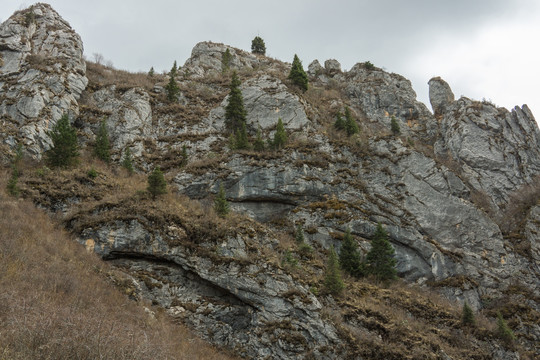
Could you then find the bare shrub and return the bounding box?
[498,176,540,235]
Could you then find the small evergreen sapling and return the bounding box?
[46,114,79,168]
[180,145,188,167]
[496,312,515,343]
[251,36,266,55]
[288,54,308,92]
[253,127,265,152]
[391,115,401,135]
[324,245,345,295]
[147,167,167,200]
[344,107,359,136]
[221,49,232,73]
[6,144,23,197]
[94,120,110,163]
[272,118,287,149]
[165,72,180,102]
[339,228,364,278]
[214,183,230,217]
[461,302,475,326]
[234,122,250,150]
[334,112,345,131]
[148,67,155,77]
[366,223,397,281]
[170,60,178,77]
[121,148,134,174]
[295,224,305,244]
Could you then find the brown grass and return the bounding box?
[0,193,236,359]
[86,61,160,91]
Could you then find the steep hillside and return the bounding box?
[1,3,539,359]
[0,175,237,360]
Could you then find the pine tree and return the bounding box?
[344,107,359,136]
[366,223,397,281]
[225,72,247,133]
[272,118,287,149]
[147,167,167,200]
[324,245,345,295]
[221,49,232,73]
[165,72,180,102]
[288,54,308,92]
[496,312,515,343]
[339,228,364,278]
[121,147,134,174]
[7,143,22,196]
[180,144,188,167]
[334,112,345,131]
[46,114,79,168]
[94,120,110,163]
[251,36,266,55]
[391,115,401,135]
[461,302,475,326]
[6,165,19,197]
[170,60,178,77]
[148,66,155,77]
[214,183,230,217]
[295,224,305,244]
[253,127,265,152]
[234,122,250,150]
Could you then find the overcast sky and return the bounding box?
[3,0,540,123]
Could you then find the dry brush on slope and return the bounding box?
[0,172,237,360]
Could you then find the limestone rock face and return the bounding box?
[207,75,310,132]
[0,3,87,157]
[435,97,540,206]
[79,219,340,359]
[428,76,455,116]
[324,59,341,73]
[183,41,260,78]
[81,86,153,157]
[345,63,436,137]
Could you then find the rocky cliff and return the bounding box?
[2,4,539,359]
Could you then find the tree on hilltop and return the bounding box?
[251,36,266,55]
[288,54,308,92]
[165,70,180,102]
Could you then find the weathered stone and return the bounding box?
[0,3,87,157]
[183,41,259,78]
[307,59,323,78]
[206,75,310,132]
[428,76,455,115]
[434,97,540,206]
[324,59,341,73]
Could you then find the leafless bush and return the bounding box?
[498,176,540,235]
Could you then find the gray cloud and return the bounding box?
[2,0,539,117]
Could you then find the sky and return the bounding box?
[2,0,540,123]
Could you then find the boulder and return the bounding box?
[428,76,455,116]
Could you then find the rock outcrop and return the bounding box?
[2,4,540,359]
[428,76,455,116]
[0,3,87,157]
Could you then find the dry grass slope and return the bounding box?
[0,183,237,359]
